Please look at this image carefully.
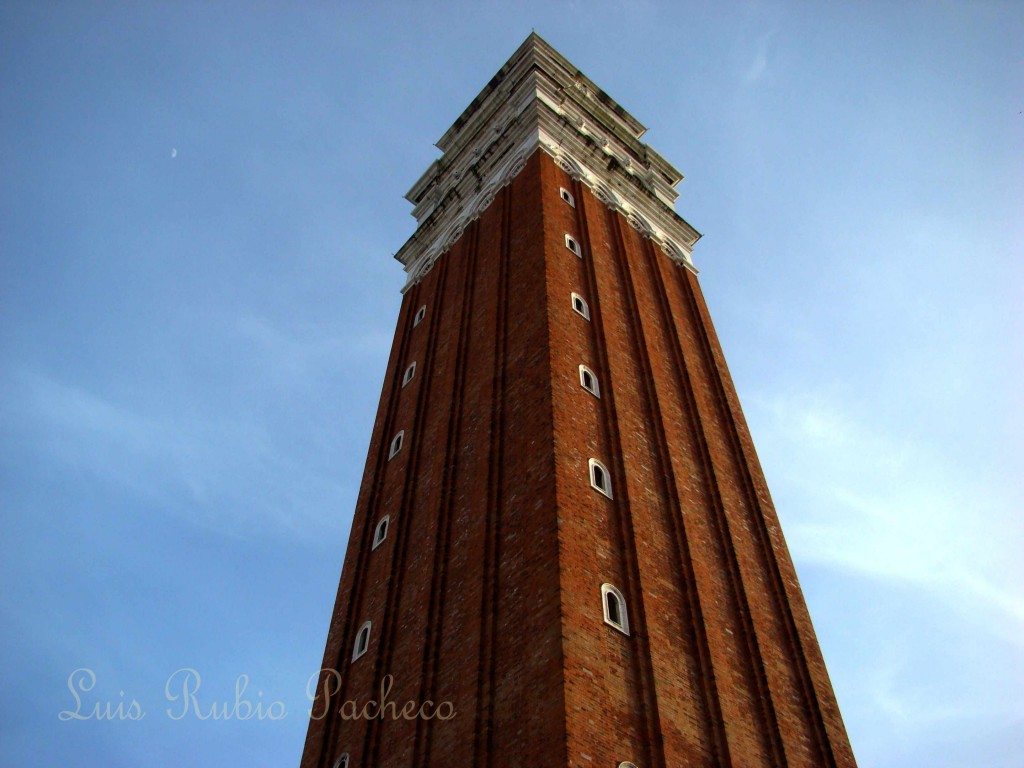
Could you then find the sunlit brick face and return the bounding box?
[301,33,857,768]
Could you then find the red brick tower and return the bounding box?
[301,34,856,768]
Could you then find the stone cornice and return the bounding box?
[395,33,702,292]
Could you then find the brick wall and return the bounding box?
[300,151,856,768]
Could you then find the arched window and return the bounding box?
[388,430,404,460]
[559,187,576,207]
[602,584,630,635]
[579,365,600,397]
[402,361,416,387]
[564,234,581,257]
[571,292,590,320]
[352,621,371,661]
[589,458,612,498]
[333,754,350,768]
[617,762,638,768]
[372,516,389,550]
[414,305,426,327]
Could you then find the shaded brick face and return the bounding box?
[301,152,856,768]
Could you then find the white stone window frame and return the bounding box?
[579,364,600,398]
[589,458,613,498]
[571,292,590,320]
[402,361,417,387]
[352,621,371,661]
[372,515,390,550]
[617,762,638,768]
[413,305,427,327]
[388,430,405,460]
[333,755,350,768]
[601,583,630,635]
[565,234,582,257]
[559,187,576,208]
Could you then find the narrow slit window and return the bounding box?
[571,292,590,320]
[334,755,350,768]
[389,430,404,460]
[559,187,575,207]
[352,621,371,661]
[579,365,600,397]
[589,458,612,498]
[414,305,426,327]
[372,516,389,550]
[402,362,416,387]
[564,234,581,257]
[602,584,630,635]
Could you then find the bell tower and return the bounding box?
[301,33,856,768]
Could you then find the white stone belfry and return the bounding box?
[395,33,701,291]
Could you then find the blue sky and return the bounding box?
[1,2,1021,766]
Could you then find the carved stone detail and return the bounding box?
[395,35,701,290]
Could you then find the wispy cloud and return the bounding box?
[750,391,1024,644]
[743,29,777,85]
[4,364,350,541]
[871,659,972,729]
[232,312,391,382]
[745,387,1024,761]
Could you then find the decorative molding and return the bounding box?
[395,34,702,291]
